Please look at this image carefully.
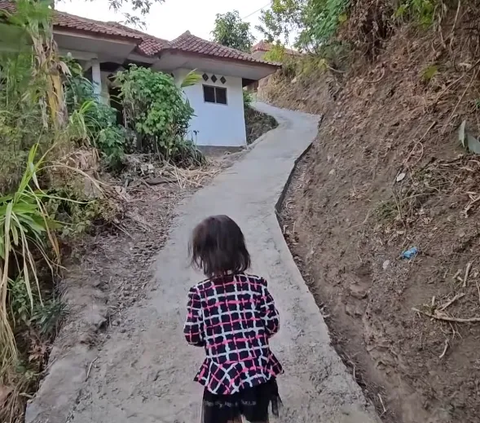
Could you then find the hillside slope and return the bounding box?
[264,7,480,423]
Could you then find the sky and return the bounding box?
[57,0,271,42]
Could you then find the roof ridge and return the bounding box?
[167,31,279,66]
[172,31,258,59]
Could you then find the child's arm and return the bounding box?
[184,286,205,347]
[258,279,280,338]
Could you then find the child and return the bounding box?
[184,215,283,423]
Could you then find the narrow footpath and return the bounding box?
[66,103,380,423]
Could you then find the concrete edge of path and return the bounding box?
[260,109,381,423]
[274,113,324,215]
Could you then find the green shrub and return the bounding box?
[8,276,65,338]
[394,0,436,26]
[300,0,350,48]
[0,51,50,192]
[264,43,287,62]
[64,58,126,169]
[243,90,254,108]
[115,65,195,160]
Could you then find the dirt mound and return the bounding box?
[271,9,480,423]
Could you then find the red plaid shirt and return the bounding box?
[184,273,283,395]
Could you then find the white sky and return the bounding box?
[57,0,271,42]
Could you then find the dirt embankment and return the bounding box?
[266,7,480,423]
[245,105,278,144]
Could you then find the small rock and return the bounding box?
[349,284,368,299]
[345,303,363,317]
[329,169,336,175]
[383,260,390,270]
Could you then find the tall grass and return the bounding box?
[0,144,61,368]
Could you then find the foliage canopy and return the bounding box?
[212,10,255,52]
[257,0,350,52]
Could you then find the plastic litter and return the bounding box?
[401,247,418,260]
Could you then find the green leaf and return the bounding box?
[179,70,202,89]
[422,65,438,82]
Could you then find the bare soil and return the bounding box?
[273,14,480,423]
[57,153,241,351]
[244,106,278,144]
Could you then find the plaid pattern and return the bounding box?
[184,273,283,395]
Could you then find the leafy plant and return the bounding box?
[178,70,202,89]
[116,65,195,160]
[243,90,254,108]
[422,64,438,82]
[0,144,61,367]
[8,276,65,338]
[64,57,126,169]
[264,43,288,62]
[31,297,66,337]
[0,45,51,193]
[394,0,436,26]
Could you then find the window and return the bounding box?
[203,85,227,105]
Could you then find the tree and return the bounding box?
[95,0,165,26]
[256,0,306,46]
[257,0,350,52]
[212,10,255,53]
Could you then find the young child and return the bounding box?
[184,215,283,423]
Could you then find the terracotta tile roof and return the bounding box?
[54,12,143,40]
[252,40,271,53]
[105,21,169,56]
[168,31,278,66]
[0,1,141,41]
[0,1,278,66]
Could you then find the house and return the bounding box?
[251,41,300,61]
[0,2,280,147]
[248,41,299,93]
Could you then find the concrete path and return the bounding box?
[67,103,380,423]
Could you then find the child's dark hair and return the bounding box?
[190,215,251,278]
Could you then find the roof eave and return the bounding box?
[53,26,140,44]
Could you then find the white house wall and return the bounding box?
[173,69,247,147]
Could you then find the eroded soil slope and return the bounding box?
[274,13,480,423]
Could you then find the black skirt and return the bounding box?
[202,378,281,423]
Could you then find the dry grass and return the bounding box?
[162,162,222,189]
